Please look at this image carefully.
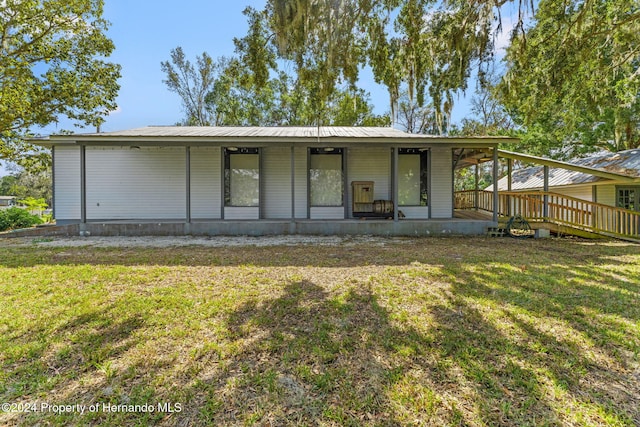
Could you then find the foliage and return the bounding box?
[0,239,638,425]
[459,72,515,137]
[394,91,438,134]
[18,197,48,215]
[265,0,382,122]
[0,0,121,166]
[262,0,504,131]
[0,207,43,231]
[0,168,52,205]
[499,0,640,152]
[160,47,221,126]
[164,9,390,127]
[0,175,17,196]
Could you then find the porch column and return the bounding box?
[543,165,549,220]
[507,158,512,216]
[343,148,349,219]
[474,164,479,210]
[392,147,399,222]
[80,144,86,224]
[185,146,191,223]
[492,148,499,222]
[290,145,295,220]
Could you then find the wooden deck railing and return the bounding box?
[454,190,640,238]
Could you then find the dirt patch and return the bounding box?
[1,235,414,248]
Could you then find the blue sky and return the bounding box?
[38,0,392,136]
[2,1,516,176]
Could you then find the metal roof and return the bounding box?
[34,126,517,146]
[75,126,411,138]
[493,149,640,190]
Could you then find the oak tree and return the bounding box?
[0,0,121,166]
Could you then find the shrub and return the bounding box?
[0,207,43,232]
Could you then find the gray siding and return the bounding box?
[263,147,292,219]
[310,207,344,219]
[53,145,81,221]
[347,148,391,217]
[597,184,616,207]
[191,147,221,219]
[430,147,453,218]
[224,207,259,220]
[553,185,594,202]
[294,147,308,219]
[85,146,186,220]
[401,206,429,219]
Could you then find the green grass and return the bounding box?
[0,237,639,426]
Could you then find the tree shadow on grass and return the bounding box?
[0,305,146,425]
[1,238,638,426]
[447,262,640,425]
[185,279,564,426]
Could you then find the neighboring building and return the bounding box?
[34,126,515,236]
[0,196,16,209]
[491,149,640,212]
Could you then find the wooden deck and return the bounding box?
[455,190,640,242]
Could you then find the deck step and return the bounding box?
[486,227,505,237]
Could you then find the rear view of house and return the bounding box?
[35,126,515,236]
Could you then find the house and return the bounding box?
[0,196,16,209]
[34,126,516,236]
[490,149,640,212]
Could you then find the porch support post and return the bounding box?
[492,148,499,222]
[543,165,549,220]
[474,164,479,210]
[185,146,191,223]
[221,147,225,220]
[307,148,311,220]
[80,144,86,224]
[52,146,56,221]
[290,145,295,221]
[393,147,399,222]
[343,147,349,219]
[507,158,512,216]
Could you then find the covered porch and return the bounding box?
[454,149,640,241]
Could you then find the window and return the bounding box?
[617,187,639,211]
[224,148,259,207]
[398,148,428,206]
[310,148,343,206]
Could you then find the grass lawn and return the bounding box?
[0,236,639,426]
